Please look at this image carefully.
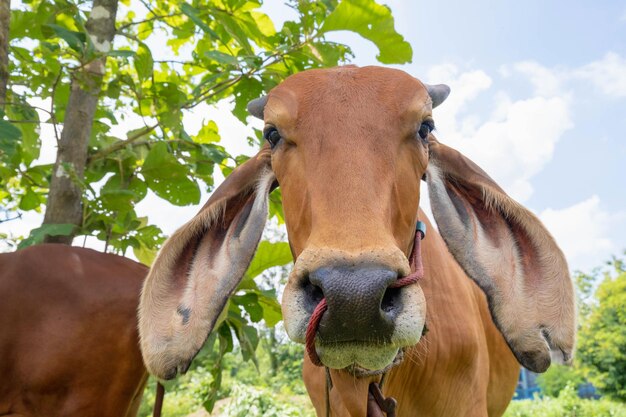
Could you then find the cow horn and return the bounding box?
[247,95,268,119]
[425,84,451,108]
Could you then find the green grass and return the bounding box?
[504,386,626,417]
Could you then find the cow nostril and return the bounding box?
[302,275,324,313]
[381,286,402,314]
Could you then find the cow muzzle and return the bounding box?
[310,266,398,342]
[282,247,426,371]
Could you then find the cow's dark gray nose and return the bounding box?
[306,266,400,343]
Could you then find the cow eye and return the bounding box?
[418,121,435,142]
[263,127,282,148]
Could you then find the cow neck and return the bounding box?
[311,221,426,417]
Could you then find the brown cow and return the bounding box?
[0,244,148,417]
[138,66,576,416]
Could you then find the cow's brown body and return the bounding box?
[0,244,148,417]
[303,211,521,417]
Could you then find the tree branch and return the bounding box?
[0,212,22,224]
[49,69,63,144]
[87,123,158,163]
[117,13,182,31]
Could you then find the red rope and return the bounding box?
[306,298,328,366]
[306,229,425,367]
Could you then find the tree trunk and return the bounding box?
[0,0,10,108]
[43,0,118,244]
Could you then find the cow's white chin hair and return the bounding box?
[316,343,400,371]
[283,282,426,370]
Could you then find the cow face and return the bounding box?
[138,66,575,381]
[257,67,446,370]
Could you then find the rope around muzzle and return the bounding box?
[305,221,427,367]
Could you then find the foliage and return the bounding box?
[321,0,411,64]
[139,377,199,417]
[2,0,411,258]
[261,328,308,393]
[537,365,585,398]
[222,383,314,417]
[577,254,626,401]
[138,330,312,417]
[16,223,75,249]
[504,384,626,417]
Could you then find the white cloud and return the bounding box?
[509,52,626,98]
[540,195,620,272]
[512,61,564,97]
[462,96,571,201]
[427,65,572,202]
[426,65,492,135]
[423,61,625,271]
[574,52,626,97]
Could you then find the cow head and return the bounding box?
[138,66,575,380]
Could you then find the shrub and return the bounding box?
[221,383,315,417]
[577,256,626,401]
[536,365,585,397]
[504,384,626,417]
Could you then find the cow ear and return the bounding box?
[138,146,274,380]
[426,140,576,373]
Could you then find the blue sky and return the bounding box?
[311,0,626,272]
[258,0,626,272]
[2,0,624,272]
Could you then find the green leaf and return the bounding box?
[180,3,219,40]
[142,142,200,206]
[4,101,40,165]
[9,10,35,39]
[133,244,158,266]
[232,293,263,322]
[17,123,40,166]
[135,224,164,249]
[212,10,254,54]
[245,241,293,279]
[200,144,228,164]
[100,175,147,211]
[231,322,259,363]
[193,120,220,144]
[203,50,239,66]
[234,10,276,49]
[305,41,348,66]
[18,224,75,249]
[0,119,22,158]
[320,0,412,64]
[257,290,282,327]
[100,188,135,211]
[137,20,154,41]
[269,187,284,223]
[218,322,234,353]
[134,42,153,82]
[19,188,41,210]
[232,77,264,122]
[41,24,86,53]
[108,50,135,58]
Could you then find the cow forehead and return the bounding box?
[265,66,431,127]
